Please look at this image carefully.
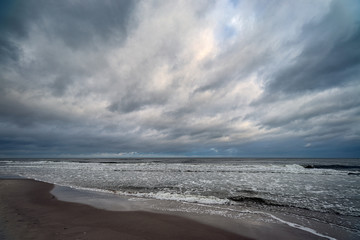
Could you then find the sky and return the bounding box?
[0,0,359,158]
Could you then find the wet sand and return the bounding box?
[50,185,334,240]
[0,179,250,240]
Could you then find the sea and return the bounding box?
[0,158,359,239]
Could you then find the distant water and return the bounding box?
[1,158,359,238]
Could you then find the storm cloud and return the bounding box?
[0,0,359,158]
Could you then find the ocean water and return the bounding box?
[1,158,359,239]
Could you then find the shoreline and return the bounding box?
[0,179,248,240]
[0,179,351,240]
[50,184,339,240]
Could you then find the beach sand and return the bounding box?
[0,179,250,240]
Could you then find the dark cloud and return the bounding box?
[0,0,35,64]
[0,37,21,64]
[36,0,137,49]
[108,89,169,113]
[266,1,360,94]
[0,0,138,96]
[0,90,92,133]
[261,87,360,128]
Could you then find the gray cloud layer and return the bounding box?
[0,0,359,157]
[267,1,360,93]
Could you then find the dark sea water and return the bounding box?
[1,158,359,239]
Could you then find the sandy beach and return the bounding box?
[0,179,249,240]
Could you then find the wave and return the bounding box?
[228,196,280,206]
[3,160,353,175]
[348,172,360,176]
[227,194,360,217]
[302,164,360,171]
[114,190,230,205]
[110,165,346,175]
